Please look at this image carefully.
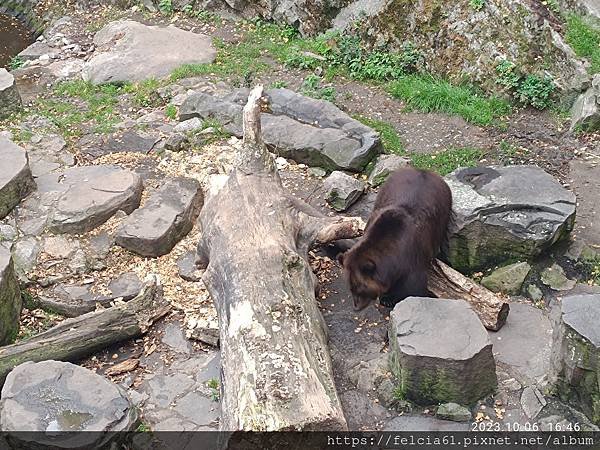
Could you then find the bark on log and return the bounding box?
[428,259,510,331]
[197,85,365,431]
[0,275,169,387]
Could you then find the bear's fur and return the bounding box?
[338,167,453,310]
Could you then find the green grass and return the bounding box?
[410,147,484,175]
[165,104,177,120]
[38,80,127,137]
[136,422,151,432]
[354,115,405,154]
[388,75,511,125]
[565,14,600,74]
[123,78,164,108]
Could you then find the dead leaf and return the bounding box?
[105,359,139,376]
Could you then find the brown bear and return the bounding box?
[337,167,453,311]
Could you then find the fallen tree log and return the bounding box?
[0,275,169,387]
[196,86,365,431]
[428,259,510,331]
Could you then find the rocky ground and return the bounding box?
[1,1,600,438]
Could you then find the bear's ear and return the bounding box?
[370,206,405,237]
[337,252,346,267]
[360,259,376,275]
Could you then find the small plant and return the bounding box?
[270,80,288,89]
[515,74,555,109]
[495,60,520,90]
[158,0,173,15]
[495,61,556,109]
[301,75,336,102]
[136,422,150,432]
[498,140,519,163]
[9,55,25,70]
[126,79,164,108]
[393,384,407,401]
[165,104,177,120]
[543,0,560,14]
[470,0,485,10]
[207,378,220,402]
[182,4,193,15]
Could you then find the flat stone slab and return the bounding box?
[179,88,382,171]
[491,303,552,384]
[34,165,143,234]
[0,138,35,219]
[80,130,160,159]
[25,134,75,177]
[0,247,22,345]
[1,361,137,446]
[481,261,531,295]
[446,166,576,272]
[568,159,600,246]
[389,297,497,405]
[83,20,216,84]
[0,68,22,120]
[116,177,202,257]
[37,272,143,317]
[384,415,469,431]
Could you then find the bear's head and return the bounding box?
[337,206,406,310]
[337,250,387,311]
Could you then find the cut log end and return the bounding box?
[428,259,510,331]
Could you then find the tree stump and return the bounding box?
[196,86,365,431]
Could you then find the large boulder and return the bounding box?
[0,68,22,119]
[1,361,138,447]
[83,20,216,84]
[388,297,497,405]
[446,166,576,272]
[551,294,600,425]
[0,138,35,220]
[0,247,22,345]
[33,165,144,234]
[179,88,382,171]
[570,74,600,132]
[116,177,203,257]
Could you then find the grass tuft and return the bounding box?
[387,75,511,126]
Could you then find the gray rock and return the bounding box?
[18,41,59,61]
[526,284,544,301]
[81,130,159,159]
[540,263,576,291]
[367,154,410,187]
[389,297,497,405]
[26,134,74,177]
[446,166,576,272]
[165,133,189,152]
[35,165,143,234]
[521,386,546,419]
[339,390,390,430]
[176,249,203,282]
[116,177,202,257]
[323,171,365,212]
[162,323,192,354]
[0,246,22,345]
[37,272,143,317]
[570,74,600,132]
[551,294,600,425]
[308,167,327,178]
[1,361,137,444]
[347,355,389,394]
[83,20,216,84]
[435,403,472,422]
[0,69,22,120]
[12,236,41,280]
[490,303,552,384]
[384,415,469,431]
[179,88,382,171]
[481,262,531,295]
[174,117,202,133]
[376,378,397,407]
[0,223,17,242]
[189,326,219,347]
[0,138,35,219]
